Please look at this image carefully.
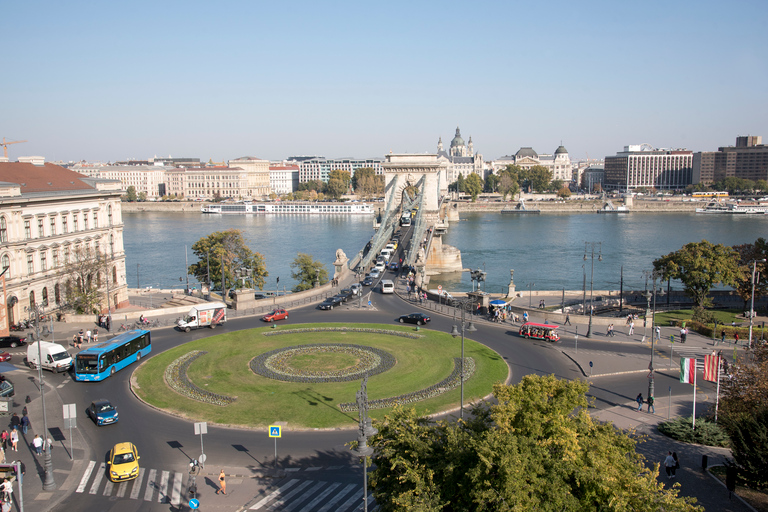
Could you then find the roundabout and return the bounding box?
[133,322,509,429]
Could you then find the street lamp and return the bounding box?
[315,268,320,289]
[749,259,766,347]
[25,303,56,491]
[353,375,377,512]
[527,282,535,308]
[450,299,477,420]
[584,242,602,338]
[642,271,664,405]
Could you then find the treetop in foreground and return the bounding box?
[369,374,701,511]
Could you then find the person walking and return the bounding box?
[636,393,644,412]
[9,414,20,432]
[564,313,571,325]
[647,395,655,414]
[86,329,92,343]
[216,469,227,495]
[32,435,43,455]
[523,311,529,323]
[734,332,739,345]
[9,429,18,452]
[628,321,634,336]
[655,325,661,342]
[105,316,111,332]
[92,329,98,344]
[672,452,679,477]
[20,414,30,435]
[664,451,676,479]
[1,431,7,452]
[680,327,687,344]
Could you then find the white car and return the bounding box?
[375,261,386,271]
[369,268,381,279]
[350,283,362,295]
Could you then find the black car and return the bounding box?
[398,313,431,325]
[337,289,353,301]
[318,296,344,310]
[362,276,374,286]
[0,335,26,348]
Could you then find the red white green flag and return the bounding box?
[680,357,695,384]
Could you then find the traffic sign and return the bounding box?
[437,285,442,292]
[589,361,593,368]
[189,498,200,509]
[368,300,372,306]
[269,425,282,438]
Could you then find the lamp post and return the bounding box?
[642,271,664,405]
[749,259,766,347]
[527,282,535,308]
[315,268,320,289]
[353,375,377,512]
[25,303,56,491]
[584,242,602,338]
[450,299,477,420]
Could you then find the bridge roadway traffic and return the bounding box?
[37,287,719,511]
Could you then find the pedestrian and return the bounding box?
[216,469,227,495]
[0,431,7,451]
[9,414,20,431]
[86,329,92,343]
[564,313,571,325]
[680,327,687,344]
[46,436,52,453]
[9,429,18,452]
[636,393,644,412]
[664,451,676,479]
[105,316,111,332]
[93,329,98,344]
[628,321,634,335]
[523,311,529,323]
[607,324,614,337]
[0,477,10,504]
[12,460,24,480]
[721,330,726,344]
[20,414,30,435]
[655,325,661,342]
[32,435,43,455]
[647,395,655,414]
[672,452,679,477]
[735,332,739,345]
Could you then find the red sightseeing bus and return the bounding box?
[518,322,560,342]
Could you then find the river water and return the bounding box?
[124,211,768,294]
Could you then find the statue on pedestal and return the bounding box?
[333,249,348,281]
[505,269,516,298]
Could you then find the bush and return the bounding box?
[657,416,730,447]
[721,408,768,490]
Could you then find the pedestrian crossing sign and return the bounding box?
[269,425,282,438]
[368,300,372,306]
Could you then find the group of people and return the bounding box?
[664,451,680,478]
[607,324,615,337]
[97,314,111,331]
[635,393,655,413]
[72,328,98,349]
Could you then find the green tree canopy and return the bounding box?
[290,253,328,291]
[653,240,741,308]
[456,174,466,194]
[527,165,553,192]
[464,173,483,201]
[369,374,701,511]
[497,165,521,200]
[188,229,267,293]
[557,186,572,198]
[731,238,768,309]
[123,186,138,202]
[484,174,499,193]
[352,168,384,197]
[326,178,348,199]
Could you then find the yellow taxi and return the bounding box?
[107,442,140,482]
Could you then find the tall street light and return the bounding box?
[642,271,664,405]
[749,258,766,347]
[353,375,377,512]
[584,242,602,338]
[450,299,476,420]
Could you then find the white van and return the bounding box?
[380,279,395,294]
[380,249,392,261]
[26,341,73,373]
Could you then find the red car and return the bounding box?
[0,352,10,362]
[262,309,289,322]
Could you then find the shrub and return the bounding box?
[657,416,730,447]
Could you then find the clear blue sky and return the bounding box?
[3,0,766,163]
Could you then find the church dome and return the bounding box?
[450,127,465,148]
[515,147,538,159]
[555,145,568,155]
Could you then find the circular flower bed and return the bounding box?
[165,350,236,406]
[250,343,396,383]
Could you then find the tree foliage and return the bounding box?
[369,375,701,511]
[524,165,553,192]
[731,238,768,309]
[653,240,741,308]
[123,186,138,202]
[352,168,384,197]
[497,165,521,200]
[290,253,328,291]
[557,186,572,198]
[484,174,499,193]
[464,173,483,201]
[62,247,109,314]
[188,230,267,294]
[713,177,755,193]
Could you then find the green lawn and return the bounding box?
[133,323,509,429]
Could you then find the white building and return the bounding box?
[269,165,300,195]
[437,127,486,183]
[227,157,271,198]
[490,144,572,183]
[604,144,693,191]
[289,157,384,183]
[72,164,172,199]
[0,158,127,327]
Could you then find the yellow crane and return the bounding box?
[1,137,28,159]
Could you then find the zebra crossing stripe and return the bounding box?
[144,469,157,501]
[280,481,328,512]
[294,482,341,510]
[265,480,314,511]
[130,468,146,500]
[249,479,300,509]
[102,479,115,496]
[115,477,128,498]
[76,461,96,493]
[170,471,183,505]
[316,483,357,512]
[89,463,106,494]
[336,487,363,511]
[157,470,170,503]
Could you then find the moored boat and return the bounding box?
[202,202,375,214]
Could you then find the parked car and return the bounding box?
[262,309,289,322]
[0,352,11,362]
[87,399,119,426]
[362,276,374,286]
[338,288,354,300]
[318,296,344,310]
[398,313,431,325]
[0,335,26,348]
[350,283,362,295]
[107,442,140,482]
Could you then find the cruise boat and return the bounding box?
[201,202,375,215]
[695,201,768,215]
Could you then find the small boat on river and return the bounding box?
[201,202,375,215]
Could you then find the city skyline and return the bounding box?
[3,0,766,163]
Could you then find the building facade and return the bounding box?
[289,157,384,184]
[693,135,768,185]
[0,158,128,327]
[269,165,299,195]
[227,157,271,198]
[604,144,693,191]
[72,164,172,199]
[437,127,486,183]
[490,144,572,183]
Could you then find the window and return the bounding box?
[93,211,98,229]
[40,251,47,271]
[83,214,88,231]
[24,220,31,239]
[54,283,61,304]
[112,266,117,284]
[29,290,35,307]
[0,217,7,243]
[53,249,59,268]
[50,216,56,235]
[27,254,34,274]
[42,287,49,306]
[1,255,9,277]
[108,205,113,226]
[38,218,44,238]
[62,216,68,233]
[73,214,78,232]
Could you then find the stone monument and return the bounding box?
[505,269,516,298]
[334,248,349,281]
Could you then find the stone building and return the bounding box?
[604,144,693,192]
[693,135,768,185]
[490,144,572,183]
[0,157,128,327]
[437,127,485,184]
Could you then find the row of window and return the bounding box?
[1,238,115,278]
[0,205,114,243]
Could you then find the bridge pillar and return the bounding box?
[382,154,448,214]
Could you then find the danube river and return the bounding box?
[124,211,768,294]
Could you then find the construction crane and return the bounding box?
[1,138,28,159]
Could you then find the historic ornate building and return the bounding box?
[0,157,127,328]
[491,144,572,183]
[437,127,485,184]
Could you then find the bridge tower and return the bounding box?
[382,153,448,221]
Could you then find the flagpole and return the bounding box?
[714,356,721,423]
[692,360,697,430]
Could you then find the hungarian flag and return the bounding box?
[703,354,720,382]
[680,357,695,384]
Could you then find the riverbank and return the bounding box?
[122,198,700,213]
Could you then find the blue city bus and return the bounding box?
[74,329,152,382]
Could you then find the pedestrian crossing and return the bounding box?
[249,478,378,512]
[76,461,188,505]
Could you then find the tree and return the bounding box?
[329,169,352,190]
[138,191,147,201]
[62,247,109,314]
[464,173,483,201]
[497,165,521,200]
[731,238,768,309]
[549,179,564,193]
[290,253,328,291]
[123,186,138,202]
[557,186,572,198]
[456,174,466,194]
[353,168,384,197]
[528,165,553,192]
[755,179,768,192]
[326,178,348,199]
[369,375,701,511]
[484,174,499,193]
[188,230,267,294]
[653,240,741,308]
